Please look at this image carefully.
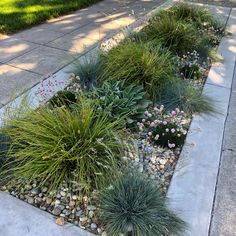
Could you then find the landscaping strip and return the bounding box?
[0,2,233,236]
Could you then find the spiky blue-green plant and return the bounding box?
[99,171,186,236]
[160,79,215,114]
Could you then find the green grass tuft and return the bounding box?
[155,3,224,30]
[0,95,124,191]
[141,15,199,54]
[101,41,176,101]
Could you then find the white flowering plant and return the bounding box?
[177,50,205,80]
[137,106,189,149]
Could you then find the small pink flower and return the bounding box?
[168,143,176,148]
[171,128,175,133]
[163,121,168,125]
[150,122,155,127]
[171,111,176,116]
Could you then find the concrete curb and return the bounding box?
[167,5,236,236]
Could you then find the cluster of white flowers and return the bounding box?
[177,50,206,80]
[199,24,224,46]
[66,73,82,93]
[137,105,189,149]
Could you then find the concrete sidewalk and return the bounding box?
[0,0,165,107]
[209,57,236,235]
[0,192,94,236]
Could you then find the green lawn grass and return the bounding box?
[0,0,101,34]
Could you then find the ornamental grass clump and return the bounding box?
[160,79,215,114]
[1,96,124,191]
[88,80,151,127]
[154,3,223,31]
[99,171,186,236]
[101,41,176,100]
[141,16,199,54]
[149,3,224,56]
[72,53,102,90]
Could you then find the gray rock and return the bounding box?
[88,211,94,218]
[25,184,32,190]
[55,200,60,206]
[69,200,76,208]
[79,216,88,223]
[91,223,97,230]
[31,188,40,195]
[46,198,52,205]
[65,210,71,216]
[35,197,42,203]
[57,204,65,211]
[60,191,66,197]
[52,207,61,216]
[40,206,47,211]
[87,205,96,211]
[74,221,79,226]
[42,187,48,193]
[75,210,83,217]
[27,197,34,204]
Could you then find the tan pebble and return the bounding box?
[55,217,65,226]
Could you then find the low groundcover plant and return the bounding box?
[0,2,224,235]
[88,80,151,127]
[138,105,189,149]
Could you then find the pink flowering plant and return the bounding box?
[137,105,189,149]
